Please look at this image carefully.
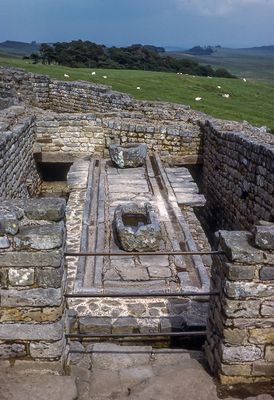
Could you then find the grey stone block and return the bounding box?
[0,213,19,235]
[222,344,262,362]
[0,319,64,340]
[0,250,62,267]
[79,317,111,334]
[36,268,62,288]
[9,268,35,286]
[0,288,62,307]
[24,198,66,221]
[112,317,139,334]
[225,281,274,298]
[0,343,26,359]
[109,143,147,168]
[217,230,264,264]
[14,223,64,250]
[30,338,65,359]
[254,224,274,250]
[260,266,274,281]
[223,262,255,280]
[0,235,10,249]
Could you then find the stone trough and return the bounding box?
[109,143,147,168]
[114,202,161,252]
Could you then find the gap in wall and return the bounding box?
[37,162,72,199]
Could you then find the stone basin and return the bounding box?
[109,143,147,168]
[114,202,161,252]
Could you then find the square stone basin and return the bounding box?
[114,202,161,252]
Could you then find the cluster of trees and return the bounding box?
[27,40,235,78]
[185,46,214,55]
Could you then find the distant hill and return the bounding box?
[168,45,274,81]
[0,40,41,56]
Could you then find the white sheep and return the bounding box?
[217,85,221,89]
[103,75,107,79]
[136,87,141,90]
[195,97,202,101]
[64,74,70,78]
[91,71,96,75]
[243,78,247,82]
[222,93,230,98]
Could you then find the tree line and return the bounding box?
[27,40,235,78]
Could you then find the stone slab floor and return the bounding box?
[0,348,273,400]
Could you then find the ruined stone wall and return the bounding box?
[0,198,66,364]
[206,225,274,384]
[202,119,274,231]
[35,111,202,162]
[0,106,41,198]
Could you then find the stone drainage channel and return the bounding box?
[65,153,215,361]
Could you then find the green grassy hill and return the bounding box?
[169,46,274,82]
[0,41,41,56]
[0,54,274,132]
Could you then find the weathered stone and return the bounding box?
[225,281,274,298]
[115,265,149,281]
[30,339,65,359]
[223,329,248,345]
[254,224,274,250]
[221,363,252,376]
[114,202,161,252]
[112,317,139,334]
[23,198,66,221]
[127,303,146,317]
[260,266,274,281]
[222,345,262,362]
[223,262,255,280]
[0,319,64,340]
[0,235,10,249]
[217,231,264,264]
[9,268,35,286]
[0,288,62,307]
[223,299,261,318]
[148,266,172,278]
[0,343,26,359]
[109,143,147,168]
[160,316,185,332]
[0,213,19,235]
[0,250,62,267]
[79,317,111,334]
[261,301,274,317]
[265,345,274,361]
[36,268,62,288]
[14,223,64,250]
[249,328,274,344]
[252,362,274,376]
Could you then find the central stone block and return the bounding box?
[114,202,161,252]
[109,143,147,168]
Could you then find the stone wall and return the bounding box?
[0,198,66,364]
[34,111,202,162]
[202,119,274,231]
[205,223,274,384]
[0,106,41,198]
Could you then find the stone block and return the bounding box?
[223,299,260,318]
[223,262,255,281]
[252,362,274,376]
[224,281,274,298]
[260,266,274,281]
[223,329,248,345]
[0,235,10,249]
[30,338,65,359]
[0,319,64,340]
[36,268,62,288]
[222,345,262,362]
[148,266,172,278]
[79,317,111,334]
[254,224,274,250]
[0,288,62,307]
[261,301,274,316]
[0,213,19,235]
[0,343,26,359]
[14,223,64,250]
[265,346,274,361]
[0,250,62,267]
[9,268,35,286]
[23,198,66,221]
[249,329,274,344]
[217,231,264,264]
[221,363,252,376]
[127,303,146,317]
[0,269,8,287]
[112,317,139,334]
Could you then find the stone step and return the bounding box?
[0,366,78,400]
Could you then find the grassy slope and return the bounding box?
[170,47,274,82]
[1,54,274,132]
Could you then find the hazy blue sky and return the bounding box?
[1,0,274,48]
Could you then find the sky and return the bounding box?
[0,0,274,48]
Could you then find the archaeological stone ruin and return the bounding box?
[0,67,274,387]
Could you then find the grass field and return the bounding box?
[170,47,274,82]
[1,54,274,132]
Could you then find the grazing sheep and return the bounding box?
[136,87,141,90]
[243,78,247,82]
[103,76,107,79]
[222,93,230,98]
[217,85,221,89]
[64,74,70,78]
[195,97,202,101]
[91,71,96,75]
